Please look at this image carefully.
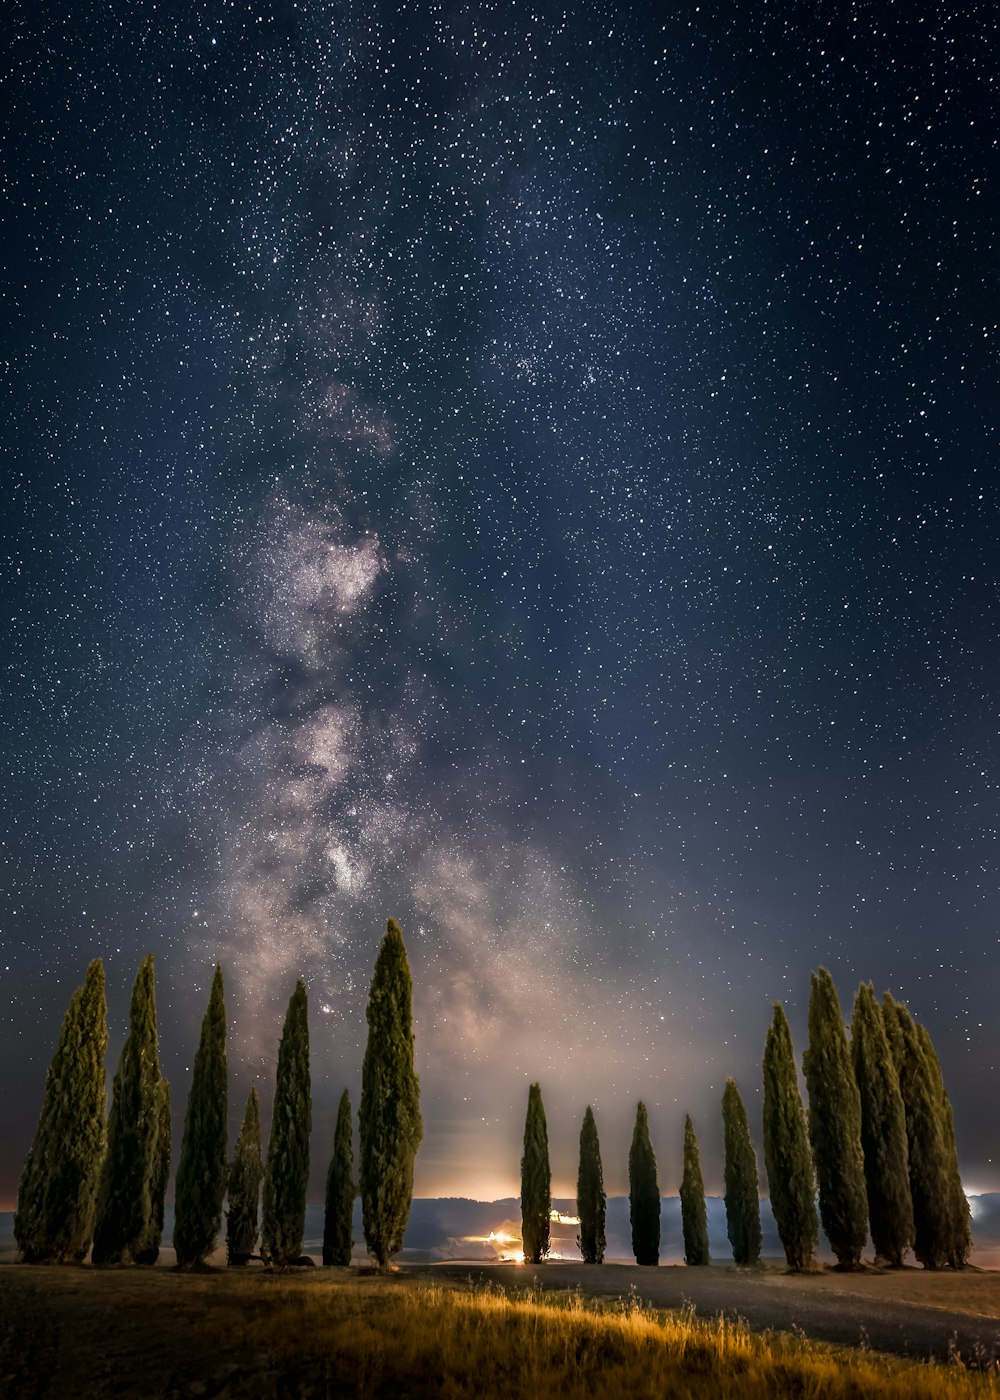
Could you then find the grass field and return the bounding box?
[2,1265,1000,1398]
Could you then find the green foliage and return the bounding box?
[576,1105,606,1265]
[226,1086,264,1264]
[15,960,108,1263]
[884,994,971,1269]
[135,1077,172,1265]
[261,980,312,1268]
[92,954,169,1265]
[802,968,868,1267]
[722,1077,761,1267]
[174,964,229,1267]
[323,1089,355,1267]
[762,1002,818,1272]
[851,983,913,1267]
[628,1101,660,1266]
[520,1083,551,1264]
[914,1021,972,1268]
[680,1114,709,1266]
[360,919,423,1268]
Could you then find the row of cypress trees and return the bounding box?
[520,971,968,1272]
[520,1081,761,1268]
[15,919,422,1271]
[16,950,969,1273]
[763,969,971,1271]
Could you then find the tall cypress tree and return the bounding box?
[576,1105,606,1265]
[802,968,868,1267]
[92,954,168,1265]
[628,1101,660,1266]
[323,1089,355,1267]
[914,1020,971,1269]
[851,983,913,1266]
[520,1083,551,1264]
[15,960,108,1263]
[680,1114,709,1266]
[722,1077,761,1267]
[884,994,970,1269]
[360,919,423,1269]
[762,1002,818,1272]
[227,1086,264,1265]
[174,964,228,1267]
[261,979,311,1268]
[135,1078,171,1265]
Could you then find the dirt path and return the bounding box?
[428,1260,1000,1363]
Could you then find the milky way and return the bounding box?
[3,0,998,1206]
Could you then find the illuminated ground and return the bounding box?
[428,1259,1000,1363]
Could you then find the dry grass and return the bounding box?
[255,1277,1000,1399]
[3,1266,999,1398]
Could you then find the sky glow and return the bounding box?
[2,0,997,1209]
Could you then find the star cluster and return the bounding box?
[2,0,998,1205]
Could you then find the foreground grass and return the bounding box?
[261,1279,999,1399]
[3,1267,999,1398]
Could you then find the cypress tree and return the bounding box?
[92,954,167,1265]
[135,1078,171,1265]
[884,994,970,1269]
[762,1002,818,1272]
[226,1086,264,1265]
[174,964,228,1267]
[722,1077,761,1267]
[15,960,108,1263]
[576,1105,606,1265]
[851,983,913,1266]
[520,1083,551,1264]
[914,1020,971,1268]
[628,1101,660,1266]
[323,1089,355,1267]
[261,979,311,1268]
[680,1114,709,1266]
[360,919,423,1269]
[802,968,868,1267]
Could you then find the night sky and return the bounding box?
[3,0,998,1211]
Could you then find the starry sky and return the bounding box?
[2,0,998,1211]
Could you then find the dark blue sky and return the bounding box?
[2,0,997,1207]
